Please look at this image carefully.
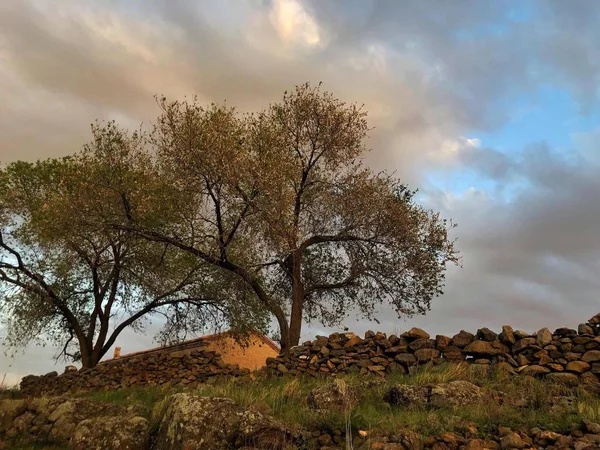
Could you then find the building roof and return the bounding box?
[106,330,280,363]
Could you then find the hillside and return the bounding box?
[2,362,600,449]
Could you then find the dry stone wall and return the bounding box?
[266,313,600,386]
[20,347,248,397]
[19,313,600,396]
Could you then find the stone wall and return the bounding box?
[266,313,600,385]
[20,347,248,397]
[20,313,600,396]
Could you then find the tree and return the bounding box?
[0,125,268,368]
[110,83,460,352]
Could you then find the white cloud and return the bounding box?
[269,0,323,49]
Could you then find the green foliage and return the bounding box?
[0,124,269,367]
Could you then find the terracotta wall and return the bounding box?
[204,334,279,371]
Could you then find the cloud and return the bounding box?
[2,0,600,378]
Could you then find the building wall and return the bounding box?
[204,334,279,371]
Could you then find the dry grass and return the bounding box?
[76,362,597,440]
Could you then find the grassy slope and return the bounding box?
[76,362,600,440]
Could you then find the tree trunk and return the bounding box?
[78,335,96,369]
[288,249,304,349]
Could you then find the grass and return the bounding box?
[8,445,66,450]
[72,362,599,440]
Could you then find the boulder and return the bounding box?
[307,379,358,412]
[579,324,595,335]
[408,339,435,352]
[582,350,600,363]
[536,328,553,346]
[154,394,305,450]
[384,381,484,409]
[451,330,475,348]
[499,325,516,346]
[500,432,528,449]
[435,335,452,349]
[518,365,550,377]
[463,340,509,357]
[414,348,440,362]
[383,385,430,407]
[589,313,600,325]
[403,328,430,340]
[344,335,362,348]
[476,328,498,342]
[513,337,536,353]
[566,361,591,373]
[71,416,150,450]
[441,345,465,360]
[395,353,417,366]
[429,381,485,408]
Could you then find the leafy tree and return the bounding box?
[114,83,460,352]
[0,127,268,368]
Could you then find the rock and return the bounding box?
[403,327,430,340]
[451,330,475,348]
[385,345,408,355]
[429,381,485,408]
[464,439,500,449]
[515,354,529,366]
[307,379,358,412]
[383,385,430,407]
[583,420,600,434]
[566,361,591,373]
[536,328,553,346]
[0,399,26,433]
[435,335,452,349]
[154,394,304,450]
[500,432,527,449]
[441,345,464,360]
[496,361,516,375]
[518,365,550,377]
[463,340,508,357]
[513,337,536,353]
[582,350,600,362]
[414,348,440,362]
[395,353,417,366]
[71,416,150,450]
[546,372,580,386]
[386,362,408,375]
[589,314,600,325]
[384,381,483,409]
[514,330,530,339]
[344,335,362,348]
[499,325,516,346]
[48,399,123,443]
[476,328,498,342]
[408,339,435,352]
[579,323,595,335]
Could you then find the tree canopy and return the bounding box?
[0,83,460,362]
[114,83,461,351]
[0,128,268,368]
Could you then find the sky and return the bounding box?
[2,0,600,384]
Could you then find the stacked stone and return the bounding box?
[267,313,600,385]
[20,348,248,397]
[265,328,449,378]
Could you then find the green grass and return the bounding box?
[73,362,598,440]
